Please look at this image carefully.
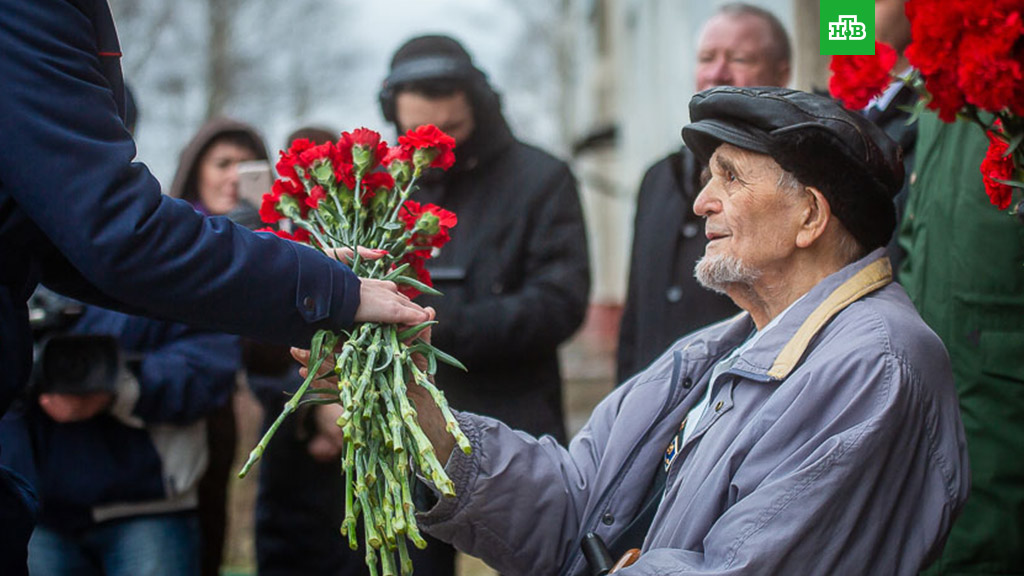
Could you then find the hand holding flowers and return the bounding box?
[240,124,467,576]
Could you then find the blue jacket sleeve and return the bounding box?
[0,0,359,346]
[130,324,241,424]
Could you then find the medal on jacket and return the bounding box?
[663,418,687,471]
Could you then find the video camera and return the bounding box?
[28,287,121,396]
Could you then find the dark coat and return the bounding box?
[0,1,359,570]
[410,110,590,445]
[616,147,739,384]
[866,83,918,275]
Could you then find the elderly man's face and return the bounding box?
[693,144,806,293]
[695,13,790,92]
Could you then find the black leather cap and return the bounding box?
[682,86,904,251]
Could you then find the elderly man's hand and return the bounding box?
[290,307,456,463]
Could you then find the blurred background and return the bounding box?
[107,1,829,573]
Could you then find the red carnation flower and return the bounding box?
[259,194,283,224]
[400,200,457,249]
[338,128,389,171]
[981,128,1016,210]
[260,179,304,223]
[297,142,337,169]
[276,138,318,184]
[956,12,1024,115]
[398,125,456,170]
[362,171,395,192]
[335,162,357,190]
[383,145,414,167]
[829,42,899,110]
[305,185,327,210]
[255,226,311,244]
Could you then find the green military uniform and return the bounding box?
[900,111,1024,574]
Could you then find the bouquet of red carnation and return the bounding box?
[828,0,1024,215]
[239,125,471,576]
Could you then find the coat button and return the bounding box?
[601,513,614,525]
[302,296,315,311]
[681,377,693,389]
[666,286,683,303]
[683,223,700,238]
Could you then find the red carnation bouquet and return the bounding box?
[828,0,1024,215]
[239,125,470,576]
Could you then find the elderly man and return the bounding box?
[618,3,792,382]
[390,87,969,575]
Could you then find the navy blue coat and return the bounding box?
[0,1,360,569]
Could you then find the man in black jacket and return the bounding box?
[617,3,792,383]
[382,35,591,445]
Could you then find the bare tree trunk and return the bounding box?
[206,0,236,119]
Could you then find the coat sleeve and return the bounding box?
[430,165,590,366]
[418,382,633,576]
[0,0,359,347]
[126,322,241,425]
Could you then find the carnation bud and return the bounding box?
[412,147,439,170]
[311,161,334,187]
[388,161,412,187]
[277,194,303,221]
[352,145,373,175]
[415,212,441,236]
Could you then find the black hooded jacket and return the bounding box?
[407,93,590,444]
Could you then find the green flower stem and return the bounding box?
[358,488,381,549]
[238,330,336,478]
[380,544,397,576]
[408,359,472,455]
[387,173,421,224]
[397,537,413,575]
[364,528,380,576]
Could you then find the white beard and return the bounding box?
[694,253,761,294]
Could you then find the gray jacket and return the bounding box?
[419,250,969,575]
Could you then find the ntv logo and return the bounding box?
[828,15,867,40]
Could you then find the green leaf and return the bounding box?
[414,340,467,372]
[382,263,411,281]
[381,222,405,231]
[297,395,341,407]
[397,320,438,341]
[391,275,443,296]
[993,177,1024,190]
[1005,132,1024,157]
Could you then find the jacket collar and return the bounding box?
[708,248,893,382]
